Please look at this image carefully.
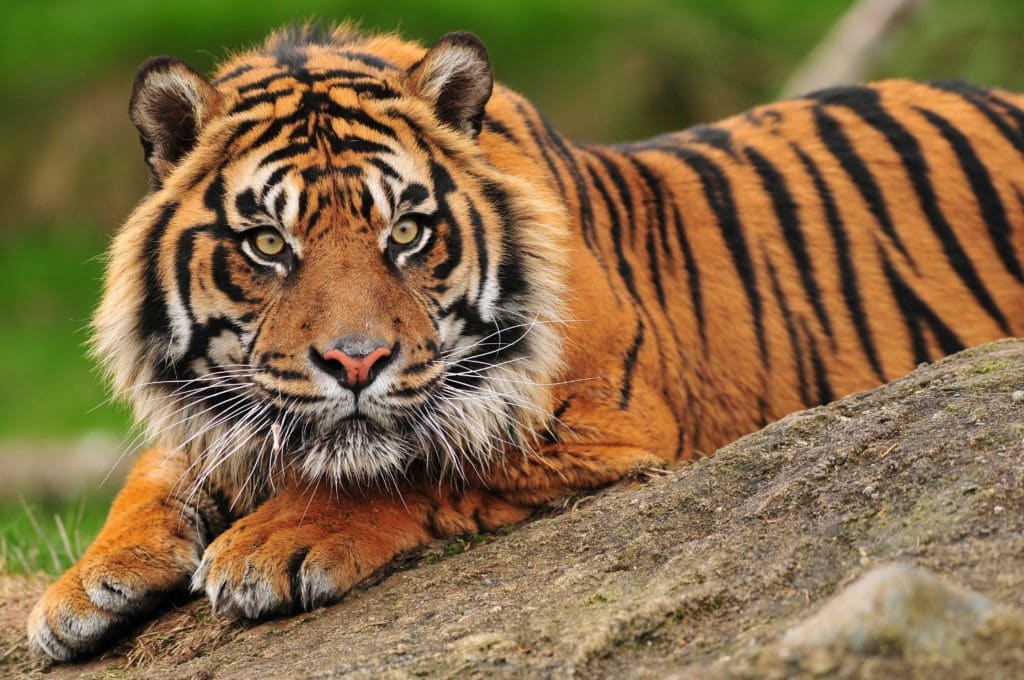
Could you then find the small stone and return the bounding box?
[1013,390,1024,402]
[994,505,1005,514]
[800,647,838,676]
[782,563,1001,659]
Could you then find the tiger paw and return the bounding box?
[192,516,362,619]
[27,542,199,661]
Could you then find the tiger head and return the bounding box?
[94,26,568,501]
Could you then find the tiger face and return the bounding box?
[95,28,568,498]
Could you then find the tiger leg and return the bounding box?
[487,443,666,506]
[27,448,223,661]
[192,440,660,619]
[191,483,533,618]
[486,387,677,506]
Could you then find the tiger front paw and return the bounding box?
[192,515,363,619]
[27,541,200,661]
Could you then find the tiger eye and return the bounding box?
[390,218,420,246]
[251,228,285,257]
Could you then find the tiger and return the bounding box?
[27,23,1024,661]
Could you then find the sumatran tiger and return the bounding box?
[28,24,1024,660]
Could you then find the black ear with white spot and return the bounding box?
[129,56,223,187]
[406,32,493,137]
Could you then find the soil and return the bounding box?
[3,339,1024,679]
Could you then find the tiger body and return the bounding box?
[28,25,1024,660]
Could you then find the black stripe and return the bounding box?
[381,109,435,155]
[329,136,391,155]
[481,181,528,304]
[591,149,637,241]
[792,143,884,381]
[988,92,1024,137]
[430,162,462,280]
[338,51,397,71]
[174,227,203,324]
[765,256,810,406]
[626,156,674,261]
[530,111,632,312]
[246,116,294,153]
[468,203,490,306]
[688,125,734,155]
[234,69,373,95]
[359,185,375,223]
[744,145,834,344]
[659,144,767,362]
[211,244,255,304]
[323,103,399,139]
[929,81,1024,155]
[586,163,642,304]
[212,64,253,85]
[670,203,706,346]
[231,91,291,114]
[262,166,291,201]
[287,547,311,604]
[391,378,441,400]
[260,365,307,381]
[645,221,666,310]
[258,143,308,167]
[400,183,430,207]
[514,101,568,204]
[619,320,645,409]
[801,318,834,405]
[812,105,914,265]
[483,118,516,142]
[402,360,436,376]
[204,173,229,227]
[273,190,288,220]
[370,158,400,180]
[139,202,178,341]
[235,189,259,218]
[915,105,1024,284]
[296,186,309,223]
[878,244,964,364]
[537,111,603,261]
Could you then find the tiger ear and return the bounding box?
[406,32,493,137]
[129,57,223,187]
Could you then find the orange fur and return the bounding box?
[29,24,1024,660]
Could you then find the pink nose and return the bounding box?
[322,345,393,389]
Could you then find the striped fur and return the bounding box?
[29,25,1024,661]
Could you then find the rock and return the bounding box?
[780,563,1015,658]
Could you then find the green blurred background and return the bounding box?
[2,0,1022,573]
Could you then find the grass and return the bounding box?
[0,492,114,575]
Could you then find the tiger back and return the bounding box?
[28,24,1024,662]
[499,78,1024,457]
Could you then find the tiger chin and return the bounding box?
[28,23,1024,662]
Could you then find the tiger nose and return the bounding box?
[319,337,394,391]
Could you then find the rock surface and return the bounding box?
[3,339,1024,678]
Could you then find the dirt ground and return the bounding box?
[3,339,1024,679]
